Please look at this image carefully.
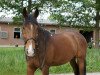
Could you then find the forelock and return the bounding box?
[24,14,38,25]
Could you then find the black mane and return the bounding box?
[36,27,51,68]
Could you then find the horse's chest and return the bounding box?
[27,56,40,67]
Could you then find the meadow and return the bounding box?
[0,47,100,75]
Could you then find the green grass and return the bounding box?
[0,47,100,75]
[86,48,100,72]
[0,47,26,75]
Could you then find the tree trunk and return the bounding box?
[28,0,32,13]
[94,0,100,48]
[94,11,100,48]
[21,0,24,8]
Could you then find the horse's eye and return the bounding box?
[23,27,25,30]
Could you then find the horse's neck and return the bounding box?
[35,27,51,54]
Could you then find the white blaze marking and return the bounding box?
[27,42,35,57]
[31,25,33,37]
[31,24,33,31]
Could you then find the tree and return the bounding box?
[0,0,53,23]
[0,0,24,23]
[95,0,100,48]
[49,0,100,48]
[0,0,42,23]
[0,0,52,15]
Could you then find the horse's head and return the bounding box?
[22,7,39,57]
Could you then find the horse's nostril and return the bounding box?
[26,49,28,54]
[27,51,28,54]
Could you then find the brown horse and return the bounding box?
[22,7,87,75]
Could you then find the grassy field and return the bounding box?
[0,47,100,75]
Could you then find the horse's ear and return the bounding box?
[33,7,39,19]
[23,7,28,18]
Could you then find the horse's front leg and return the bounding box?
[41,65,49,75]
[27,64,37,75]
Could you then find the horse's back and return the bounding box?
[52,30,87,51]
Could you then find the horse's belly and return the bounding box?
[46,44,75,66]
[51,37,76,65]
[51,56,71,66]
[52,52,75,66]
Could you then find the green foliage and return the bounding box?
[0,0,23,14]
[13,16,23,24]
[49,0,97,26]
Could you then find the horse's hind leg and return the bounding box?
[70,58,79,75]
[77,58,86,75]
